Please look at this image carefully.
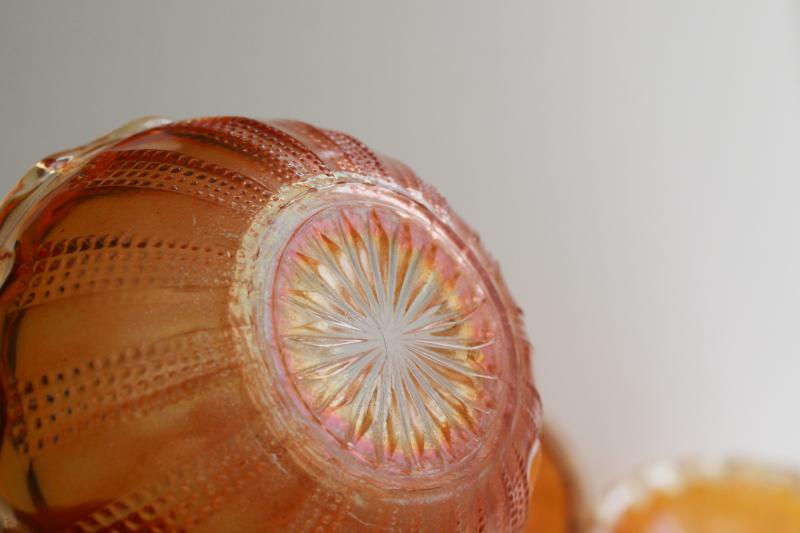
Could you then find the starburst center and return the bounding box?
[272,201,509,475]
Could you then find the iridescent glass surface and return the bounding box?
[0,117,541,531]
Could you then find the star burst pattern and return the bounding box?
[274,205,501,472]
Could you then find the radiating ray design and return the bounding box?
[275,206,501,472]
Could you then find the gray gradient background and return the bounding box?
[2,1,799,500]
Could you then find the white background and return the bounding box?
[1,1,799,503]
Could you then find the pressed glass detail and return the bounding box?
[0,117,540,531]
[273,203,505,474]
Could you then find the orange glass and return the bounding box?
[0,117,541,531]
[525,430,582,533]
[593,460,800,533]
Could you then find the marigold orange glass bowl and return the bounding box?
[592,459,800,533]
[0,117,541,531]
